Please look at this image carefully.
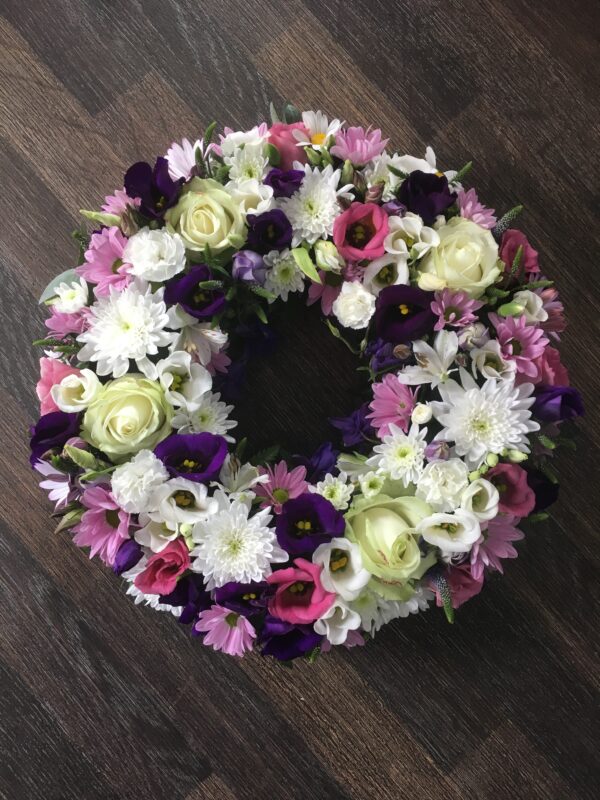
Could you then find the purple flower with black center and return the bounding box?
[330,403,374,449]
[112,539,143,575]
[160,574,212,625]
[259,614,323,661]
[154,432,228,483]
[374,285,436,344]
[397,170,456,225]
[264,168,304,199]
[213,581,269,618]
[232,250,267,285]
[246,209,293,254]
[275,492,345,556]
[29,411,81,466]
[164,264,225,319]
[532,385,584,423]
[293,442,339,484]
[124,157,183,220]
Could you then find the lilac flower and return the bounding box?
[72,485,131,566]
[101,188,140,216]
[259,614,323,661]
[194,605,256,656]
[275,492,345,556]
[382,200,407,217]
[30,411,81,466]
[374,285,436,344]
[330,403,374,448]
[431,289,484,331]
[424,441,451,462]
[330,126,389,165]
[397,170,456,225]
[246,209,293,254]
[264,168,304,198]
[457,188,496,229]
[365,338,406,373]
[124,157,183,220]
[164,264,226,319]
[232,250,267,285]
[470,516,524,581]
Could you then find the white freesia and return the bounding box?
[332,281,376,329]
[110,450,169,514]
[172,392,237,440]
[51,277,88,314]
[367,423,427,486]
[337,453,371,480]
[135,517,180,552]
[123,227,186,282]
[148,477,218,529]
[512,289,549,325]
[460,478,499,521]
[264,249,305,301]
[212,454,268,504]
[314,600,362,645]
[416,509,481,554]
[457,322,489,350]
[309,472,354,510]
[312,537,370,601]
[397,330,459,387]
[362,253,409,296]
[51,369,101,413]
[471,339,517,381]
[384,212,439,260]
[156,350,212,410]
[416,458,470,512]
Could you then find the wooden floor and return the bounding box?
[1,2,599,798]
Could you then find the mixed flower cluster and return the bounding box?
[31,105,583,661]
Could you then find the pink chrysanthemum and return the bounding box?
[77,226,133,297]
[195,605,256,656]
[456,188,496,229]
[431,289,484,331]
[255,460,308,513]
[536,286,566,340]
[72,485,130,566]
[470,515,524,581]
[307,271,341,316]
[330,126,389,166]
[367,373,416,437]
[491,313,549,378]
[101,188,140,216]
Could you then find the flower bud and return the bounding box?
[411,403,433,425]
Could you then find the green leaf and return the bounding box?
[486,286,511,299]
[269,101,281,125]
[38,268,79,305]
[255,305,268,325]
[387,164,408,179]
[54,507,84,534]
[305,646,321,664]
[435,573,454,624]
[537,434,557,450]
[266,142,281,167]
[526,512,550,524]
[71,228,90,265]
[324,319,360,355]
[283,102,302,124]
[291,247,320,284]
[250,443,281,465]
[79,209,121,228]
[64,445,101,471]
[195,145,206,170]
[451,160,473,184]
[515,279,554,290]
[235,437,248,461]
[203,120,217,149]
[80,465,116,482]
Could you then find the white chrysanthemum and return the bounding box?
[122,559,183,616]
[367,423,427,486]
[332,281,376,330]
[416,458,469,512]
[264,249,305,301]
[111,450,169,514]
[350,586,433,636]
[430,369,540,467]
[293,110,343,149]
[123,227,186,282]
[77,283,176,379]
[358,471,386,499]
[309,472,354,510]
[51,277,88,314]
[280,164,352,245]
[172,392,237,440]
[191,494,287,588]
[224,142,269,183]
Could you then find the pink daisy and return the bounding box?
[431,289,484,331]
[195,605,256,656]
[470,515,524,581]
[490,313,549,378]
[101,188,140,217]
[255,460,308,513]
[330,126,389,166]
[457,188,496,229]
[367,373,416,437]
[34,459,75,511]
[77,226,133,297]
[72,485,131,566]
[307,271,341,316]
[45,307,88,339]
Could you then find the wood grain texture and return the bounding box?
[1,1,599,798]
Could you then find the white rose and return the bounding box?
[460,478,499,521]
[384,212,439,260]
[51,369,101,413]
[418,217,501,298]
[416,458,469,512]
[512,290,549,325]
[471,339,517,381]
[416,509,481,554]
[111,450,169,514]
[156,350,212,410]
[312,537,371,601]
[362,253,409,296]
[51,277,88,314]
[123,227,186,282]
[332,281,376,329]
[148,477,218,529]
[314,599,362,645]
[411,403,433,425]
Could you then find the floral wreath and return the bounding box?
[31,104,583,662]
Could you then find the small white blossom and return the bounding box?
[350,586,433,636]
[362,253,409,296]
[411,403,433,425]
[384,212,439,260]
[471,339,517,381]
[512,289,549,325]
[309,472,354,510]
[397,330,459,388]
[263,248,306,301]
[416,509,481,555]
[314,599,362,645]
[172,392,237,440]
[312,537,370,601]
[226,178,274,215]
[224,142,269,183]
[367,423,427,486]
[156,350,212,410]
[135,517,179,552]
[358,471,386,498]
[332,281,376,329]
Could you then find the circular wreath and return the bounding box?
[31,105,583,662]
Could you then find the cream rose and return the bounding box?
[417,217,501,298]
[82,374,172,462]
[165,177,246,253]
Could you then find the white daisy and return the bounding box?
[293,110,343,149]
[367,423,427,486]
[263,249,305,301]
[191,492,287,588]
[280,164,353,246]
[309,472,354,511]
[397,330,459,388]
[77,282,176,379]
[172,392,237,440]
[357,471,386,499]
[224,142,269,183]
[430,369,539,467]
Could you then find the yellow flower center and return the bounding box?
[311,132,326,146]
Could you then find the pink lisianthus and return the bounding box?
[490,313,549,378]
[255,460,308,513]
[72,485,130,566]
[330,126,389,165]
[45,307,88,339]
[433,564,484,610]
[527,345,570,386]
[307,270,342,315]
[268,122,309,171]
[431,289,484,331]
[77,226,133,297]
[195,605,256,656]
[367,373,416,437]
[134,538,190,596]
[499,229,540,276]
[36,357,80,415]
[486,463,536,517]
[266,558,335,624]
[456,188,496,229]
[101,188,140,216]
[333,202,388,262]
[470,515,524,581]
